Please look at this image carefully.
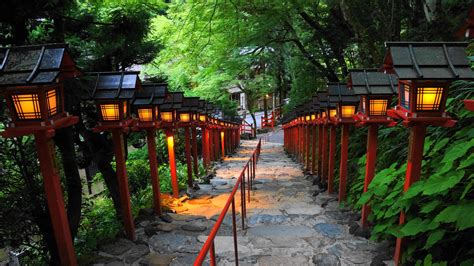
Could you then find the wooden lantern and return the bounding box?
[328,82,359,124]
[382,42,474,264]
[132,83,167,127]
[383,42,474,126]
[0,43,81,265]
[348,69,398,125]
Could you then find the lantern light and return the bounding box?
[348,69,398,121]
[383,42,474,121]
[131,83,167,124]
[0,43,83,265]
[179,112,191,122]
[87,72,141,124]
[161,111,174,122]
[100,103,121,121]
[138,108,153,122]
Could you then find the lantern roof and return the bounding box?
[206,102,215,114]
[383,42,474,80]
[132,83,167,107]
[180,97,200,112]
[311,98,320,111]
[0,43,80,87]
[348,69,397,95]
[160,92,184,111]
[84,71,141,100]
[317,91,333,108]
[328,82,359,104]
[197,100,206,113]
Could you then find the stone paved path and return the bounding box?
[90,129,390,266]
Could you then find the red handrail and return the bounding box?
[261,111,275,129]
[194,139,262,266]
[240,120,254,137]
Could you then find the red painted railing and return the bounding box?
[261,111,275,129]
[194,139,262,266]
[240,120,254,137]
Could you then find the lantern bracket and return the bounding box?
[1,115,78,138]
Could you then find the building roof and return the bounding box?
[84,71,141,100]
[348,69,397,95]
[132,83,167,106]
[383,42,474,80]
[327,83,359,104]
[0,43,80,87]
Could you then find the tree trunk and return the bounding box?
[83,131,123,218]
[251,113,257,137]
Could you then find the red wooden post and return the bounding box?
[322,125,329,183]
[165,130,180,198]
[209,128,215,162]
[318,125,323,178]
[111,130,136,240]
[214,128,220,160]
[221,130,225,160]
[327,125,337,194]
[184,127,194,188]
[35,131,77,265]
[202,127,209,168]
[191,127,199,175]
[338,124,349,203]
[394,125,427,264]
[305,125,311,171]
[361,124,379,227]
[311,125,317,174]
[146,129,163,216]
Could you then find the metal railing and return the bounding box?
[194,139,262,266]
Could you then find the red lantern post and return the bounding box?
[131,83,167,216]
[0,44,81,265]
[348,69,398,226]
[88,71,143,241]
[329,82,359,202]
[178,97,200,190]
[383,42,473,264]
[160,92,184,198]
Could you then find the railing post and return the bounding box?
[231,198,239,265]
[240,175,246,229]
[210,241,216,266]
[247,162,251,203]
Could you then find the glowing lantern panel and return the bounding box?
[369,99,389,116]
[341,106,356,118]
[138,108,153,122]
[12,93,42,119]
[100,103,120,121]
[161,111,174,122]
[46,89,58,116]
[416,87,443,111]
[180,113,191,122]
[329,109,337,118]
